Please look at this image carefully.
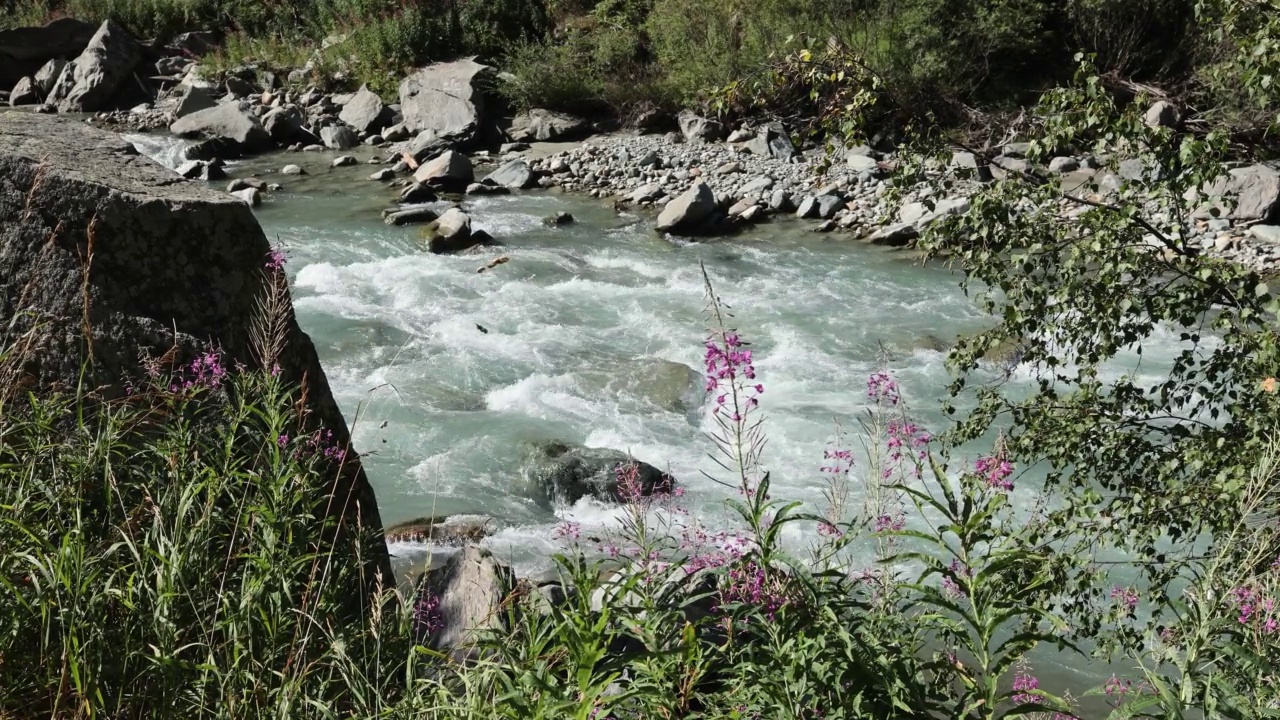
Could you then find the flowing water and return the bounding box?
[131,136,1189,708]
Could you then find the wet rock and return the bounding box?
[226,177,265,192]
[176,159,225,181]
[543,211,575,226]
[386,515,497,546]
[262,105,306,143]
[524,441,677,505]
[231,187,261,206]
[1144,100,1180,128]
[1049,157,1080,174]
[465,182,509,196]
[398,182,437,204]
[382,122,411,142]
[370,168,395,181]
[423,207,476,253]
[629,183,663,204]
[816,195,845,219]
[281,164,305,176]
[384,206,439,226]
[331,155,356,167]
[866,222,919,246]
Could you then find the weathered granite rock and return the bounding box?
[170,103,273,155]
[413,150,474,191]
[506,108,588,142]
[0,18,96,89]
[485,159,535,189]
[33,58,66,95]
[339,85,391,136]
[656,181,717,234]
[47,20,142,113]
[320,125,359,150]
[398,59,494,145]
[8,77,37,106]
[417,545,513,661]
[0,113,392,599]
[677,110,725,143]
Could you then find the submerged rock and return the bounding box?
[524,441,677,505]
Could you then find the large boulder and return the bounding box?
[677,110,725,143]
[33,58,67,96]
[423,208,477,253]
[170,103,273,155]
[413,150,474,191]
[172,84,216,118]
[398,59,494,145]
[8,77,37,106]
[0,18,97,89]
[0,112,392,597]
[1227,164,1280,222]
[485,159,535,189]
[656,181,718,234]
[506,108,588,142]
[46,20,142,113]
[416,545,513,661]
[524,441,677,506]
[320,124,359,150]
[262,105,307,143]
[339,85,391,136]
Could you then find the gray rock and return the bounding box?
[716,161,743,175]
[1207,218,1231,232]
[280,164,304,176]
[416,545,513,661]
[1001,142,1033,158]
[629,183,663,204]
[226,177,265,193]
[47,20,141,113]
[756,121,797,160]
[8,77,37,106]
[677,110,725,143]
[320,125,358,150]
[231,187,261,206]
[406,130,452,163]
[637,150,660,168]
[173,85,216,119]
[656,181,717,233]
[1226,165,1280,222]
[507,108,588,142]
[176,159,224,181]
[796,196,819,219]
[331,155,356,167]
[867,222,919,246]
[382,122,411,142]
[413,150,474,191]
[32,58,65,95]
[224,76,255,99]
[524,441,677,505]
[398,182,437,203]
[369,168,395,182]
[262,105,306,143]
[0,114,392,602]
[816,195,845,219]
[154,56,190,76]
[738,204,763,222]
[168,30,217,58]
[950,151,978,169]
[1049,156,1080,174]
[768,189,791,212]
[0,18,96,91]
[398,59,494,145]
[384,206,438,226]
[899,201,928,225]
[1144,101,1180,128]
[1249,225,1280,244]
[1118,158,1148,182]
[846,153,878,173]
[543,211,575,226]
[993,156,1031,174]
[424,208,478,253]
[385,515,497,546]
[739,176,774,197]
[728,198,757,217]
[465,182,509,196]
[170,103,273,155]
[485,159,535,189]
[339,85,391,135]
[364,134,385,146]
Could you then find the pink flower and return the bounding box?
[975,455,1014,491]
[866,371,900,406]
[1012,672,1041,705]
[1110,586,1140,613]
[265,248,286,271]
